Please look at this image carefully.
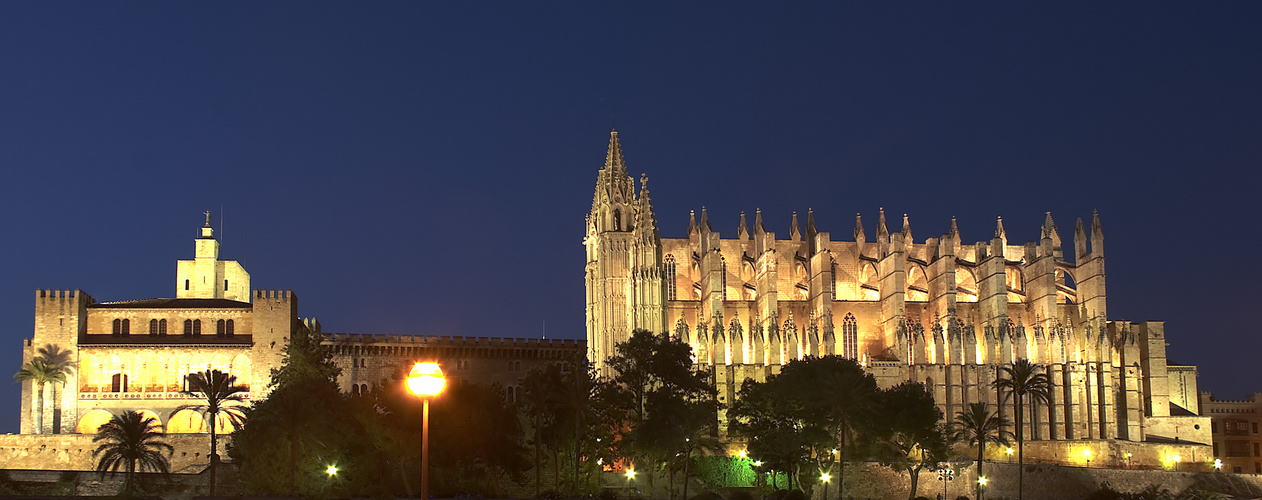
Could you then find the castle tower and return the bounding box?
[585,130,664,375]
[176,212,250,301]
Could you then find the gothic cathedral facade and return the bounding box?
[585,129,1209,462]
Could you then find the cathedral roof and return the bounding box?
[91,298,252,309]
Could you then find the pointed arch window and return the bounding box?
[842,313,858,360]
[613,209,621,231]
[665,255,677,301]
[831,261,838,300]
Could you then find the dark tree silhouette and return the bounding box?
[993,359,1051,500]
[92,410,173,496]
[179,369,248,496]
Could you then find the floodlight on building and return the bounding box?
[626,469,636,480]
[326,464,338,477]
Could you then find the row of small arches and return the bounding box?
[79,352,251,393]
[75,408,236,434]
[110,318,235,337]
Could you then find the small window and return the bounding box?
[149,319,158,336]
[193,319,201,337]
[185,279,190,290]
[217,320,226,337]
[112,319,122,336]
[121,319,130,336]
[1256,443,1260,457]
[226,319,234,337]
[159,319,167,336]
[224,279,229,291]
[184,319,193,336]
[1254,422,1259,433]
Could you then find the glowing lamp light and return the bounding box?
[820,473,831,483]
[407,362,447,397]
[753,460,763,467]
[1172,455,1181,463]
[738,449,748,459]
[1215,459,1222,470]
[978,477,988,486]
[1083,449,1092,458]
[1006,447,1014,455]
[626,469,636,479]
[326,464,338,477]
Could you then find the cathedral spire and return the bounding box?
[701,206,711,232]
[1042,211,1057,239]
[1091,209,1104,256]
[877,208,889,241]
[790,211,801,241]
[854,213,865,241]
[737,211,749,240]
[901,213,912,243]
[806,208,818,241]
[755,208,766,235]
[689,210,697,235]
[636,174,658,233]
[605,129,625,173]
[949,216,959,238]
[994,216,1007,240]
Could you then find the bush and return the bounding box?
[782,490,807,500]
[729,491,755,500]
[599,488,620,500]
[538,490,564,500]
[690,493,723,500]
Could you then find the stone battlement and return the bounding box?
[326,333,582,348]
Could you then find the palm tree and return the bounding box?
[179,369,248,496]
[14,358,67,434]
[952,402,1012,500]
[35,344,75,433]
[993,359,1051,500]
[93,410,174,496]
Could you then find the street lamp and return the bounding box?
[1125,452,1132,468]
[936,467,954,500]
[978,475,988,500]
[1083,449,1091,468]
[1006,447,1014,463]
[326,464,338,477]
[407,362,447,500]
[1172,455,1181,471]
[821,472,831,500]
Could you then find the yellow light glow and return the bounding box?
[738,449,748,459]
[326,465,338,476]
[1215,459,1222,469]
[1083,449,1091,458]
[407,362,447,397]
[1006,447,1013,455]
[753,460,763,467]
[821,473,831,482]
[978,477,988,486]
[1172,455,1181,463]
[626,469,636,479]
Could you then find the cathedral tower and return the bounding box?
[585,130,665,375]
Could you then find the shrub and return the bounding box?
[538,490,564,500]
[729,491,755,500]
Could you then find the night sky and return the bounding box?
[2,3,1259,434]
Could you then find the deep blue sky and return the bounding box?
[2,3,1259,433]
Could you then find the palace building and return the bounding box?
[18,216,584,444]
[584,129,1210,465]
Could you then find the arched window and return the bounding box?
[111,373,128,393]
[184,279,190,291]
[159,319,167,336]
[352,385,360,396]
[665,255,678,301]
[613,210,621,231]
[224,279,229,291]
[183,319,193,336]
[192,319,201,337]
[113,319,122,336]
[226,319,234,337]
[216,320,226,337]
[149,319,158,336]
[507,386,515,403]
[121,319,130,336]
[831,261,838,300]
[842,313,858,360]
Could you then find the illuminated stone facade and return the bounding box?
[584,129,1209,461]
[18,218,584,445]
[1200,392,1262,474]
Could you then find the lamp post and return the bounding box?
[1006,447,1014,464]
[820,472,830,500]
[1083,449,1091,468]
[407,362,447,500]
[1125,452,1132,469]
[1172,454,1181,471]
[936,467,954,500]
[978,476,988,500]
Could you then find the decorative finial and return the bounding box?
[204,210,212,227]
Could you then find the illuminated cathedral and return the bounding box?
[584,129,1209,465]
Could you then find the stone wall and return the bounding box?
[0,433,217,474]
